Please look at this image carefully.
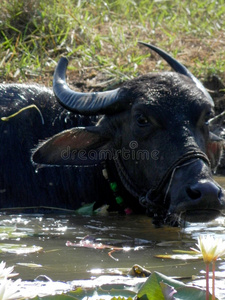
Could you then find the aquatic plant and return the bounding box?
[191,235,225,300]
[0,262,21,300]
[0,258,220,300]
[0,261,18,279]
[0,261,39,300]
[0,278,22,300]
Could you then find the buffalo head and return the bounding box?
[32,43,225,224]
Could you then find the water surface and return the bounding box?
[0,176,225,298]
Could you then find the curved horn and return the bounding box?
[53,57,124,115]
[139,42,214,106]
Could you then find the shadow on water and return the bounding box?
[0,175,225,298]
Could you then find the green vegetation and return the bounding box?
[0,0,224,88]
[0,260,216,299]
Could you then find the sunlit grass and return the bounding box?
[0,0,224,86]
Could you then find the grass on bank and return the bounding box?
[0,0,224,89]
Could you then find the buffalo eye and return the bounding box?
[197,110,213,129]
[204,111,214,126]
[204,115,210,126]
[137,114,149,126]
[205,114,212,126]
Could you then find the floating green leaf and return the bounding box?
[137,271,217,300]
[0,226,30,240]
[155,253,202,260]
[31,286,136,300]
[137,271,179,300]
[74,202,95,215]
[16,263,42,268]
[32,295,78,300]
[155,249,202,260]
[0,243,42,254]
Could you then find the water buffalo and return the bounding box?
[31,43,225,225]
[1,43,224,224]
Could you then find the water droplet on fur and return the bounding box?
[35,165,43,173]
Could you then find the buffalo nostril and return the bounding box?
[186,182,221,202]
[186,187,201,200]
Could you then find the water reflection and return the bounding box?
[0,214,223,278]
[0,214,181,280]
[0,175,224,297]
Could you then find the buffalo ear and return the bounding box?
[32,126,110,166]
[206,132,224,171]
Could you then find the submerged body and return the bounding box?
[0,84,112,211]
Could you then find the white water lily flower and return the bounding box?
[0,262,18,279]
[0,278,22,300]
[192,235,225,263]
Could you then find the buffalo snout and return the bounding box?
[168,160,225,223]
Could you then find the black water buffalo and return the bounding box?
[1,43,225,224]
[31,43,225,224]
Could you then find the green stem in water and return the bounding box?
[212,260,216,300]
[1,104,44,124]
[206,263,209,300]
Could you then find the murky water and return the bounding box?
[0,176,225,298]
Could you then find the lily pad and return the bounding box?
[0,243,42,254]
[155,253,202,260]
[155,250,202,260]
[0,226,30,240]
[16,263,43,268]
[137,271,217,300]
[8,276,142,299]
[74,203,95,215]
